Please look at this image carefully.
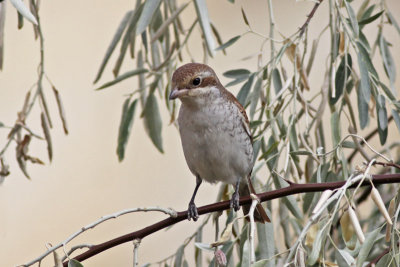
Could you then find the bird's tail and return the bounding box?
[239,175,271,223]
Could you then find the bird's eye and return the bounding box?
[192,77,201,86]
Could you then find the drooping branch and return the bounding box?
[59,172,400,266]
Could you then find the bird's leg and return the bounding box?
[230,180,241,211]
[188,175,202,221]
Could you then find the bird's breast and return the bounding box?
[178,98,253,184]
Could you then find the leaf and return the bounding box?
[376,95,388,145]
[336,249,355,266]
[9,0,37,25]
[274,42,290,65]
[379,35,396,89]
[150,3,189,43]
[142,93,164,153]
[53,251,63,267]
[257,222,275,266]
[330,54,352,105]
[174,245,184,267]
[237,74,254,106]
[241,7,249,26]
[357,83,369,129]
[52,85,69,135]
[136,0,161,35]
[358,10,384,25]
[215,35,240,51]
[330,111,341,148]
[356,44,371,104]
[241,239,251,267]
[249,77,262,119]
[392,109,400,133]
[356,227,383,267]
[93,10,133,83]
[95,68,148,90]
[193,0,216,56]
[41,112,53,162]
[376,254,395,267]
[386,10,400,36]
[307,222,329,265]
[68,259,84,267]
[117,99,138,161]
[344,0,359,37]
[272,68,282,96]
[223,68,250,79]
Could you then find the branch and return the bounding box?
[299,0,323,37]
[58,172,400,266]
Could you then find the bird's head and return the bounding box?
[169,63,221,101]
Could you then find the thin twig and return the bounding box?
[299,0,324,37]
[21,207,177,266]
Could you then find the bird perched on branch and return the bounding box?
[169,63,270,223]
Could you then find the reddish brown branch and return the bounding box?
[61,172,400,266]
[299,0,323,37]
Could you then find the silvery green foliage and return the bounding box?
[94,0,400,266]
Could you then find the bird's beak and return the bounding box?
[169,87,189,100]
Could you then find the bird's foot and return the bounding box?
[230,192,240,212]
[188,202,199,221]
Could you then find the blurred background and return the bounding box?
[1,0,399,266]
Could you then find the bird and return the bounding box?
[169,63,270,223]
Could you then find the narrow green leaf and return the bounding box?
[9,0,37,25]
[193,0,216,56]
[93,10,133,83]
[379,35,396,89]
[330,54,352,105]
[95,68,148,90]
[290,150,312,156]
[68,259,84,267]
[356,43,371,104]
[356,1,372,20]
[142,93,164,153]
[376,254,395,267]
[174,245,184,267]
[380,82,396,101]
[223,68,250,79]
[357,41,378,77]
[272,68,282,96]
[358,10,384,25]
[307,222,329,265]
[274,42,290,65]
[136,0,161,35]
[356,227,383,267]
[117,99,138,161]
[150,3,189,43]
[331,111,341,148]
[392,109,400,133]
[237,74,254,106]
[241,7,249,26]
[387,10,400,36]
[241,239,251,267]
[250,77,262,119]
[376,95,388,145]
[257,222,275,266]
[336,249,355,266]
[0,122,4,127]
[215,35,240,51]
[344,1,359,37]
[357,83,369,129]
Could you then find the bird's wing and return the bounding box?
[222,89,252,140]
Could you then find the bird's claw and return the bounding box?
[188,202,199,221]
[230,192,240,212]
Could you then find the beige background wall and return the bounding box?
[1,0,399,266]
